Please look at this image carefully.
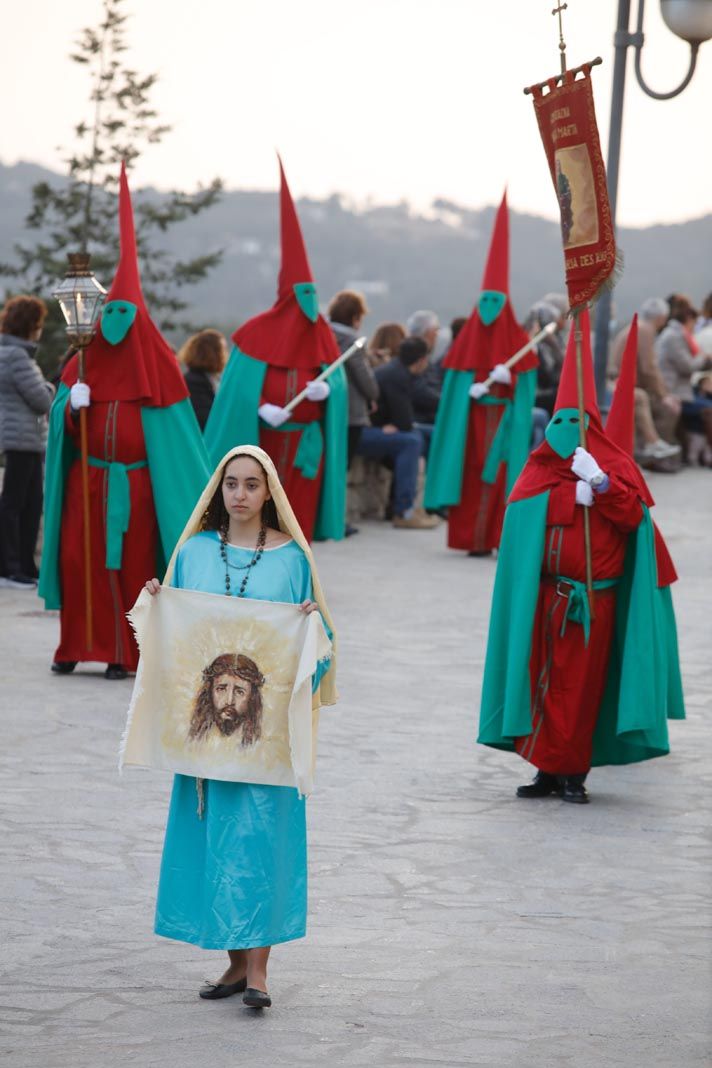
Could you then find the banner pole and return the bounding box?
[573,310,594,614]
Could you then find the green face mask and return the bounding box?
[101,300,138,345]
[293,283,319,323]
[545,407,590,458]
[478,290,506,326]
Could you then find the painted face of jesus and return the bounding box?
[211,673,252,736]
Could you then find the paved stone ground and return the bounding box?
[0,469,709,1068]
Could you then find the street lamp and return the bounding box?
[592,0,712,403]
[52,252,106,650]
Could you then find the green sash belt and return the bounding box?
[553,574,619,646]
[474,396,512,485]
[86,455,149,569]
[259,419,324,480]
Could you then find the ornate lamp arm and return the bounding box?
[632,0,702,100]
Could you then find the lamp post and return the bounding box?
[52,252,106,649]
[592,0,712,404]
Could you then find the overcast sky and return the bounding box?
[3,0,711,227]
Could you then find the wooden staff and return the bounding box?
[573,310,594,613]
[480,322,557,389]
[77,348,93,649]
[283,337,367,414]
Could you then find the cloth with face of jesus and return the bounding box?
[120,581,331,796]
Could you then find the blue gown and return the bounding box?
[154,530,328,950]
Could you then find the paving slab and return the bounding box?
[0,468,709,1067]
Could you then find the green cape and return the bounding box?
[203,346,348,540]
[424,367,536,510]
[478,492,685,766]
[38,383,211,610]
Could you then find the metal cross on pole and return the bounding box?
[552,2,569,74]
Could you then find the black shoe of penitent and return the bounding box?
[105,663,128,680]
[559,776,590,804]
[516,770,562,798]
[51,661,77,674]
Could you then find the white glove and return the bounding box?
[490,363,512,386]
[258,403,290,428]
[469,382,490,400]
[571,446,605,485]
[305,379,330,402]
[575,480,594,507]
[70,382,91,410]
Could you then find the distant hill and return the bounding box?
[1,160,710,341]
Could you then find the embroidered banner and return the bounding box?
[120,587,331,795]
[527,64,617,310]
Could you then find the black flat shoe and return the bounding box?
[51,661,77,674]
[105,663,128,680]
[468,549,492,557]
[516,770,562,798]
[243,987,272,1009]
[199,977,247,1000]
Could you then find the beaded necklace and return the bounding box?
[219,522,267,597]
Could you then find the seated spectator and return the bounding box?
[0,295,54,589]
[523,297,567,448]
[357,337,438,529]
[177,329,227,430]
[608,298,681,462]
[406,310,440,356]
[367,322,406,368]
[406,309,444,451]
[525,298,567,416]
[328,289,378,536]
[695,292,712,334]
[449,317,467,346]
[657,295,712,455]
[687,370,712,465]
[327,290,377,468]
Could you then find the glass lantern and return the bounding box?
[52,253,106,344]
[660,0,712,44]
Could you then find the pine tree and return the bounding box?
[2,0,222,372]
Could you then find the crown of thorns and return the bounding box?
[201,653,265,689]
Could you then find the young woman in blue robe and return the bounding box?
[143,445,336,1009]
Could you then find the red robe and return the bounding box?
[259,365,326,542]
[447,381,513,552]
[54,401,157,670]
[515,473,642,774]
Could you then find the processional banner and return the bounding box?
[527,63,617,310]
[120,587,331,796]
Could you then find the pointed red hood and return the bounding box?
[62,163,187,406]
[443,192,533,374]
[552,308,600,420]
[232,157,338,370]
[605,315,637,454]
[106,161,145,309]
[481,190,509,292]
[604,314,677,585]
[277,157,313,298]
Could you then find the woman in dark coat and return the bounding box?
[0,295,54,587]
[178,330,227,430]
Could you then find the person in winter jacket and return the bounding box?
[0,296,54,588]
[178,330,227,430]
